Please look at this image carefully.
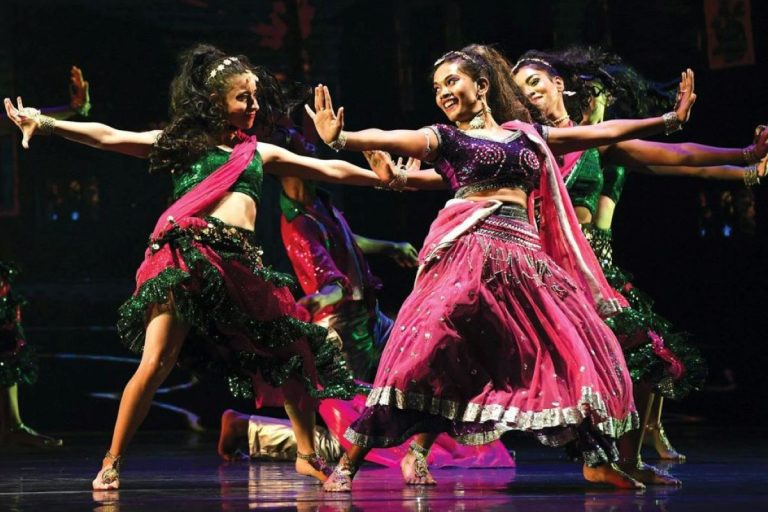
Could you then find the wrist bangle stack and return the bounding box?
[38,115,56,136]
[743,165,760,187]
[375,164,408,192]
[742,144,759,165]
[19,107,56,136]
[662,111,682,135]
[327,131,347,152]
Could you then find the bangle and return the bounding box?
[662,111,682,135]
[742,144,759,165]
[375,164,408,191]
[327,131,347,152]
[743,165,760,187]
[19,107,56,136]
[38,115,56,136]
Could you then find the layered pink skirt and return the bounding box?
[346,203,637,465]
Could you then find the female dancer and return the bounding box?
[510,47,765,472]
[0,66,90,449]
[302,48,713,491]
[3,44,415,489]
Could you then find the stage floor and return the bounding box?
[1,426,765,511]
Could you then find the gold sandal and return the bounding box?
[92,451,122,490]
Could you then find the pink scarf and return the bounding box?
[553,120,584,179]
[502,121,626,316]
[150,134,259,239]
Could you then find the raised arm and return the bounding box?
[4,97,159,158]
[304,85,439,160]
[545,70,697,155]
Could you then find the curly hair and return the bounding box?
[149,44,258,175]
[513,47,675,122]
[432,45,542,125]
[249,66,311,138]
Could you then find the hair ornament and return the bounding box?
[207,56,241,82]
[511,57,556,74]
[434,50,476,67]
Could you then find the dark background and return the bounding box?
[0,0,765,433]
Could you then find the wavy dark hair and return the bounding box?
[513,47,675,122]
[149,44,257,175]
[432,46,541,125]
[249,66,312,137]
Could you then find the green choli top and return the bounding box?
[170,147,264,203]
[565,148,603,215]
[601,164,627,204]
[565,149,628,213]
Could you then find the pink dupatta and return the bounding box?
[134,134,259,287]
[501,121,626,316]
[150,134,259,239]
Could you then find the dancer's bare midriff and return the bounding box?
[207,191,258,231]
[464,187,528,209]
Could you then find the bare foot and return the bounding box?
[401,450,437,485]
[583,463,645,490]
[645,424,686,461]
[2,423,63,448]
[218,409,249,462]
[619,461,682,486]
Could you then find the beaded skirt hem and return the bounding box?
[117,216,361,401]
[348,209,636,465]
[583,225,707,400]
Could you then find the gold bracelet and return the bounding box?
[662,111,682,135]
[742,144,759,165]
[743,165,760,187]
[327,131,347,152]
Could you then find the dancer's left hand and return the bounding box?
[753,125,768,173]
[389,242,418,268]
[305,85,344,144]
[69,65,91,117]
[673,69,696,125]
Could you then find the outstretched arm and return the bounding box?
[546,70,697,154]
[353,234,419,268]
[260,141,400,186]
[305,85,439,160]
[4,97,159,158]
[602,134,768,168]
[363,150,448,190]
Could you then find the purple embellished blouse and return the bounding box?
[425,124,547,197]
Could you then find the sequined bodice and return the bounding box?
[427,124,543,195]
[171,148,264,202]
[601,164,627,204]
[565,149,604,215]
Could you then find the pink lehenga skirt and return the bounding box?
[346,203,638,466]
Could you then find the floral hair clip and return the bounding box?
[207,57,242,82]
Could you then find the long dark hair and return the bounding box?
[432,45,541,125]
[149,44,257,175]
[513,47,675,122]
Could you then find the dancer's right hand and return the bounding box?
[304,85,344,144]
[3,96,40,149]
